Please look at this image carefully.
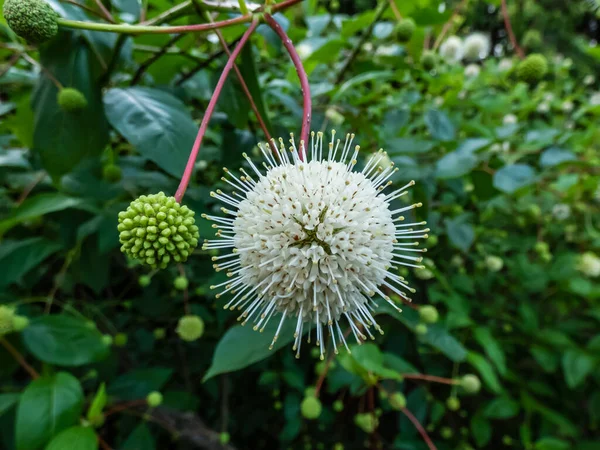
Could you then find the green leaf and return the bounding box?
[350,343,402,380]
[446,214,475,252]
[22,315,109,367]
[562,349,595,388]
[0,238,62,289]
[540,147,576,168]
[424,109,456,141]
[473,327,507,376]
[16,372,84,450]
[534,437,571,450]
[32,32,109,180]
[86,383,107,423]
[483,396,520,419]
[122,423,155,450]
[108,368,172,401]
[333,71,394,101]
[493,164,536,194]
[103,87,197,177]
[0,193,83,236]
[0,394,19,417]
[471,413,492,447]
[466,351,502,393]
[387,138,433,154]
[435,138,490,178]
[45,426,98,450]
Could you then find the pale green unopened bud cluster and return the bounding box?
[3,0,59,43]
[118,192,199,269]
[517,53,548,84]
[176,315,204,342]
[0,306,29,336]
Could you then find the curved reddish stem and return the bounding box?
[402,373,458,385]
[175,19,259,203]
[501,0,524,59]
[264,14,311,159]
[401,408,437,450]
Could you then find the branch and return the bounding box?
[0,337,39,379]
[131,34,185,85]
[501,0,524,58]
[402,373,459,385]
[401,407,437,450]
[433,0,467,51]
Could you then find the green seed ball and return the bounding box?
[176,315,204,342]
[153,328,166,340]
[354,413,378,433]
[57,88,88,112]
[3,0,59,43]
[441,426,453,439]
[460,374,481,394]
[146,391,163,407]
[301,396,322,420]
[102,164,122,183]
[114,333,128,347]
[174,276,189,291]
[12,315,30,331]
[333,444,344,450]
[0,306,16,336]
[138,275,151,287]
[421,50,437,71]
[305,387,317,398]
[446,397,460,411]
[389,392,406,410]
[516,53,548,84]
[117,192,199,269]
[396,18,416,42]
[333,400,344,412]
[220,433,230,445]
[101,335,113,347]
[415,323,428,335]
[419,305,439,324]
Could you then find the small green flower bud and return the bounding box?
[305,387,317,398]
[176,315,204,342]
[522,30,542,50]
[102,164,122,183]
[138,275,151,287]
[517,53,548,84]
[446,396,460,411]
[174,276,189,291]
[485,255,504,272]
[101,335,113,347]
[57,88,88,112]
[460,374,481,394]
[396,18,416,42]
[114,333,128,347]
[219,432,230,445]
[153,328,166,340]
[354,413,378,433]
[301,396,322,420]
[441,426,453,439]
[274,400,282,410]
[146,391,163,407]
[421,50,437,71]
[118,192,199,269]
[12,315,30,331]
[3,0,59,43]
[389,392,406,410]
[419,305,439,324]
[415,323,428,335]
[333,444,344,450]
[502,435,513,445]
[0,306,16,335]
[333,400,344,412]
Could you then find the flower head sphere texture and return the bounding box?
[439,36,464,63]
[463,32,491,61]
[203,131,428,359]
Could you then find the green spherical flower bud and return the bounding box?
[101,335,113,346]
[176,315,204,342]
[0,306,16,336]
[415,323,428,335]
[301,396,322,420]
[305,387,317,398]
[114,333,128,347]
[441,426,453,439]
[419,305,439,324]
[485,255,504,272]
[153,328,166,340]
[174,276,189,291]
[460,374,481,394]
[502,435,513,445]
[274,400,282,410]
[117,192,199,269]
[57,88,88,112]
[534,241,549,254]
[138,275,151,287]
[421,50,437,71]
[396,18,416,42]
[522,30,542,50]
[102,164,122,183]
[220,432,230,445]
[333,400,344,412]
[146,391,163,407]
[517,53,548,84]
[354,413,378,433]
[12,315,30,331]
[389,392,406,410]
[446,396,460,411]
[333,444,344,450]
[3,0,59,43]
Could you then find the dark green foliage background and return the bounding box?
[1,0,600,449]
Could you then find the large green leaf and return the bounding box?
[239,44,273,136]
[473,327,507,376]
[493,164,536,194]
[32,32,109,180]
[103,87,197,178]
[562,349,596,388]
[435,138,490,179]
[15,372,84,450]
[22,315,109,367]
[0,238,61,288]
[45,426,98,450]
[446,214,475,252]
[425,109,456,141]
[122,423,155,450]
[466,351,502,394]
[0,394,19,418]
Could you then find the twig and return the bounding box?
[402,373,459,385]
[132,34,185,85]
[501,0,524,58]
[175,45,231,86]
[175,19,259,203]
[17,171,45,205]
[21,53,63,89]
[60,0,113,21]
[220,375,230,433]
[93,0,116,23]
[401,407,437,450]
[0,52,22,80]
[98,435,113,450]
[389,0,402,20]
[433,0,467,50]
[0,337,39,379]
[264,14,312,151]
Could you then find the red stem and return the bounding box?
[174,19,259,203]
[501,0,524,59]
[401,408,437,450]
[264,14,311,158]
[402,373,458,385]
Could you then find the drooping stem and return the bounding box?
[501,0,524,58]
[0,337,39,379]
[264,14,312,153]
[174,19,259,203]
[402,373,459,385]
[401,408,437,450]
[237,0,249,15]
[433,0,467,50]
[93,0,116,23]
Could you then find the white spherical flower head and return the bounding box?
[463,33,490,61]
[203,132,428,358]
[464,64,480,78]
[439,36,464,63]
[498,58,513,72]
[503,114,517,125]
